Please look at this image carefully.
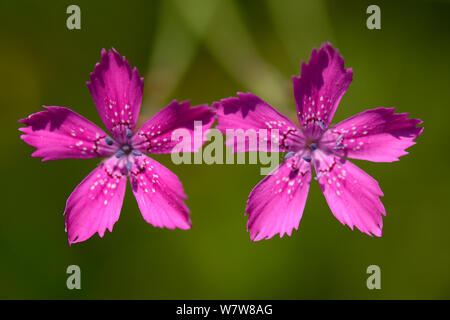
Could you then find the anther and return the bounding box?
[333,145,345,151]
[316,120,325,131]
[121,145,131,152]
[284,151,296,160]
[132,150,142,156]
[310,143,318,150]
[126,129,133,139]
[302,155,311,162]
[115,150,125,158]
[105,137,114,145]
[126,162,132,171]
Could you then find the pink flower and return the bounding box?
[215,43,423,241]
[19,48,214,245]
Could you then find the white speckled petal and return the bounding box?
[246,156,312,241]
[87,48,144,143]
[215,92,304,152]
[132,100,214,154]
[129,155,191,230]
[313,150,385,236]
[64,157,128,245]
[19,106,117,161]
[293,43,353,139]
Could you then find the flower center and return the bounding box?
[115,143,142,159]
[306,140,318,151]
[284,138,320,170]
[121,144,132,155]
[104,131,142,173]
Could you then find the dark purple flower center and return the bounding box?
[284,136,322,171]
[103,130,143,173]
[121,144,132,155]
[114,142,142,158]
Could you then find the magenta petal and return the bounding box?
[314,152,385,237]
[130,155,191,230]
[132,100,214,154]
[87,48,144,142]
[293,43,353,139]
[64,157,128,245]
[19,106,117,161]
[215,92,302,152]
[321,107,423,162]
[246,157,312,241]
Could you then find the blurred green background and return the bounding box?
[0,0,448,299]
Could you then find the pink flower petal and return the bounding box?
[293,43,353,139]
[246,157,312,241]
[314,151,385,237]
[132,100,214,154]
[215,92,303,152]
[19,106,117,161]
[64,157,128,245]
[87,48,144,142]
[129,155,191,230]
[321,107,423,162]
